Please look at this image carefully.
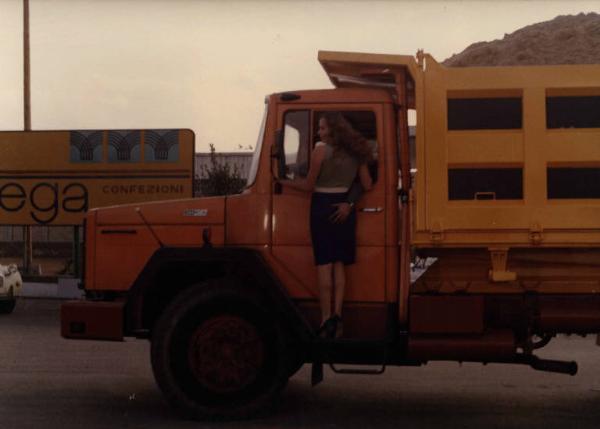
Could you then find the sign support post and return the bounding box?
[73,226,80,278]
[23,0,34,275]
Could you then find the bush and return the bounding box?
[196,144,247,196]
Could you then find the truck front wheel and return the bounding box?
[150,282,288,420]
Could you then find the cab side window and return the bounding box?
[283,110,310,179]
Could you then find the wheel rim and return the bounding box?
[187,315,265,394]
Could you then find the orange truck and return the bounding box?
[61,50,600,419]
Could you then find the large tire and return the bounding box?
[150,281,288,420]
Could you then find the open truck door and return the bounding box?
[269,95,394,339]
[318,51,420,327]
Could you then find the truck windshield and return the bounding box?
[246,103,268,187]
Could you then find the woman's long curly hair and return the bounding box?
[320,112,372,164]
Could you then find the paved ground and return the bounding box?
[2,299,600,429]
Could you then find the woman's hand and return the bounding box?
[277,145,326,192]
[329,202,352,223]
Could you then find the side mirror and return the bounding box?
[272,129,286,179]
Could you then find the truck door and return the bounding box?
[270,104,389,338]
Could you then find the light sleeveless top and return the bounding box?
[314,142,359,192]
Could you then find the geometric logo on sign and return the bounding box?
[70,130,103,162]
[145,129,179,162]
[108,130,141,162]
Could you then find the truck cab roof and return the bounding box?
[273,87,395,104]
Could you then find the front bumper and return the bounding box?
[61,300,125,341]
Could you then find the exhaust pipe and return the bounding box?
[530,357,578,375]
[515,355,578,375]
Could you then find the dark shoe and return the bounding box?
[317,316,338,339]
[316,319,331,338]
[326,315,343,339]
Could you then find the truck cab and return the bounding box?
[62,50,600,419]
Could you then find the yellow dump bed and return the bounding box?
[320,50,600,249]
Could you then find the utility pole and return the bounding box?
[24,0,30,131]
[23,0,33,274]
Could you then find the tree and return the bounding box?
[196,144,247,196]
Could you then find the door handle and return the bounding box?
[360,207,384,213]
[100,229,137,234]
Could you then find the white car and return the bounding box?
[0,264,22,314]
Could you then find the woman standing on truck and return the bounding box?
[280,112,372,338]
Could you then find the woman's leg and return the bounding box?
[333,261,345,317]
[317,263,333,323]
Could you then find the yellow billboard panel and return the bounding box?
[0,129,194,225]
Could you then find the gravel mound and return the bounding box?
[443,13,600,67]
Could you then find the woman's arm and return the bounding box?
[279,144,326,192]
[330,165,372,224]
[358,163,373,191]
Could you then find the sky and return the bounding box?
[0,0,599,152]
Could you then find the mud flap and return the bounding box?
[311,361,324,386]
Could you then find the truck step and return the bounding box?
[310,337,393,385]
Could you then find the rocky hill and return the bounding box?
[443,13,600,67]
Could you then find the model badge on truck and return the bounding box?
[183,209,208,217]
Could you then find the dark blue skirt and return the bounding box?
[310,192,356,266]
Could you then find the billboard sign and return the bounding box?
[0,129,194,225]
